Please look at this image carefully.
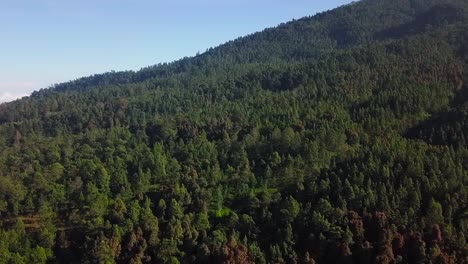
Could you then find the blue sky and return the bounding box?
[0,0,353,102]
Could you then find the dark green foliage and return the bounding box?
[0,0,467,263]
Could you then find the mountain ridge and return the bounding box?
[8,0,464,99]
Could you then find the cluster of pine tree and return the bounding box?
[0,0,467,263]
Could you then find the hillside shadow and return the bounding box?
[375,4,466,40]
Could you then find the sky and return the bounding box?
[0,0,353,103]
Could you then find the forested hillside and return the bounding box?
[0,0,467,263]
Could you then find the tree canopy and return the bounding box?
[0,0,467,263]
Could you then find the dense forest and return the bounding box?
[0,0,467,263]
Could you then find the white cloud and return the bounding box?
[0,92,28,103]
[0,80,41,103]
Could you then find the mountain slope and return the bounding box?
[0,0,467,263]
